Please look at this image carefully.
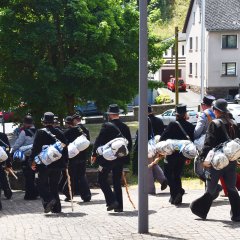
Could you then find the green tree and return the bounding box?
[0,0,170,122]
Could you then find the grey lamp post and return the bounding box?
[138,0,148,234]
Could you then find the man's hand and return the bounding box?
[91,156,96,165]
[31,162,36,171]
[203,161,211,168]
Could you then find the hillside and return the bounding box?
[151,0,191,39]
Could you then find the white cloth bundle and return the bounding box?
[156,140,175,155]
[148,139,156,158]
[223,138,240,161]
[73,135,90,152]
[0,146,8,162]
[68,135,90,159]
[35,141,64,165]
[97,137,129,161]
[19,144,33,157]
[181,143,198,159]
[194,134,206,152]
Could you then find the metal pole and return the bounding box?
[2,114,5,134]
[138,0,148,234]
[175,27,179,105]
[201,0,205,100]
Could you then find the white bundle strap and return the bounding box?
[0,146,8,162]
[35,141,64,166]
[68,134,90,159]
[97,137,129,161]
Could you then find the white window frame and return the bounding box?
[221,62,237,76]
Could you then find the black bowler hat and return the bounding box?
[106,104,123,114]
[23,115,33,125]
[213,99,229,113]
[41,112,54,124]
[202,95,215,106]
[176,104,187,115]
[54,116,60,124]
[148,105,153,114]
[65,116,73,124]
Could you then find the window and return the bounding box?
[199,12,201,23]
[222,62,237,76]
[222,35,237,48]
[196,37,198,51]
[193,12,195,25]
[171,46,175,56]
[189,37,193,50]
[182,45,185,56]
[195,63,198,76]
[189,63,193,75]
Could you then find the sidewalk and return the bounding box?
[0,186,239,240]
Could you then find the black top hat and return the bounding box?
[176,104,187,115]
[148,105,153,114]
[202,95,215,106]
[23,115,33,125]
[65,116,73,124]
[106,104,123,114]
[41,112,54,124]
[213,99,229,113]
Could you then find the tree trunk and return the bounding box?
[65,94,75,115]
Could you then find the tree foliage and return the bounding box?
[0,0,171,122]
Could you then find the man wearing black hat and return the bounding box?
[12,115,38,200]
[160,104,195,205]
[0,130,12,208]
[190,99,240,221]
[91,104,132,212]
[30,112,68,213]
[194,95,216,140]
[63,113,91,202]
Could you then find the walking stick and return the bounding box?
[66,168,74,212]
[122,171,136,209]
[6,168,18,180]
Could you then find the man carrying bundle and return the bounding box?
[30,112,68,213]
[91,104,132,212]
[63,114,91,202]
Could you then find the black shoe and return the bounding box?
[231,215,240,222]
[114,208,123,212]
[4,189,12,200]
[173,193,182,205]
[44,199,57,213]
[107,201,119,211]
[161,180,168,191]
[83,195,91,202]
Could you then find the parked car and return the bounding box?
[227,104,240,125]
[156,108,198,126]
[75,101,102,116]
[167,78,186,92]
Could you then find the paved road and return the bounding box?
[159,88,200,109]
[0,186,239,240]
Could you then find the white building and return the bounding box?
[154,33,186,85]
[183,0,240,98]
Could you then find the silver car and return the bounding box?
[156,108,198,126]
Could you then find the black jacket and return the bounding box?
[148,114,165,139]
[160,118,195,161]
[92,119,132,165]
[64,124,90,164]
[200,117,240,159]
[0,132,11,167]
[30,125,68,169]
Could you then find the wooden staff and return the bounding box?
[6,168,18,180]
[66,168,74,212]
[122,171,136,209]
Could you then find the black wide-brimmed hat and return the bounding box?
[65,116,73,124]
[106,104,123,114]
[213,99,229,113]
[41,112,54,124]
[202,95,215,106]
[176,104,187,115]
[23,115,33,125]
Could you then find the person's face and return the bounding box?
[201,103,208,111]
[213,108,221,118]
